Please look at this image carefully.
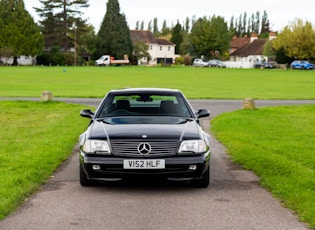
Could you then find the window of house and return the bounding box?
[160,46,162,51]
[168,46,170,51]
[150,45,152,50]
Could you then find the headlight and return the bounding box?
[82,140,111,155]
[178,140,208,154]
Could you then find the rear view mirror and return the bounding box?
[196,109,210,118]
[80,109,94,119]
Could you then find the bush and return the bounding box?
[175,56,184,65]
[36,52,87,66]
[183,55,192,66]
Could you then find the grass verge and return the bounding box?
[0,66,315,99]
[0,101,92,220]
[210,105,315,228]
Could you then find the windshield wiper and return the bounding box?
[178,118,194,124]
[96,118,111,124]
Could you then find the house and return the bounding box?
[0,56,34,66]
[227,32,277,68]
[229,35,250,54]
[130,30,176,65]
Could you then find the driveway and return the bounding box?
[1,98,313,230]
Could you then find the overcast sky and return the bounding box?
[24,0,314,32]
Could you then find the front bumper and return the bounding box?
[80,151,210,181]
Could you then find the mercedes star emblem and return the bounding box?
[137,143,151,155]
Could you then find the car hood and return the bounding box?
[87,120,203,141]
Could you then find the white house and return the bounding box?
[227,32,277,68]
[0,56,35,66]
[130,30,177,65]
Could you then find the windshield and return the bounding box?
[96,92,193,119]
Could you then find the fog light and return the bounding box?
[189,165,197,170]
[92,165,101,170]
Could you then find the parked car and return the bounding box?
[290,60,314,70]
[208,59,226,68]
[193,58,209,67]
[79,88,211,188]
[253,61,274,69]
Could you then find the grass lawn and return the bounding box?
[211,105,315,228]
[0,101,92,220]
[0,66,315,99]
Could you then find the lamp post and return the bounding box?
[73,22,77,66]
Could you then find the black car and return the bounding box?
[79,88,211,187]
[253,61,274,69]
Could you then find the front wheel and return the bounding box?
[191,166,210,188]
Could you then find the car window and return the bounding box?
[97,93,192,119]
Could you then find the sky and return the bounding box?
[24,0,315,32]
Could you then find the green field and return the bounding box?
[0,66,314,228]
[0,66,315,99]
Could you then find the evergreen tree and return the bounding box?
[242,12,247,37]
[161,20,170,36]
[229,16,236,36]
[95,0,133,59]
[185,17,190,32]
[0,0,44,65]
[153,17,160,37]
[170,22,183,54]
[147,20,152,31]
[34,0,89,51]
[260,10,270,35]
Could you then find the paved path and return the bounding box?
[1,98,314,230]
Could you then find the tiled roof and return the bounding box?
[155,38,174,46]
[230,36,250,49]
[231,38,268,57]
[130,30,156,44]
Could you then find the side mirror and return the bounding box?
[196,109,210,119]
[80,109,94,119]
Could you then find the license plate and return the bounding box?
[123,159,165,169]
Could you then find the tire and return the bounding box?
[80,163,95,186]
[191,166,210,188]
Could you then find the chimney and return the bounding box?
[250,33,258,43]
[269,31,277,41]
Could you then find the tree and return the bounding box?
[190,16,230,57]
[263,40,275,58]
[229,16,236,36]
[34,0,89,51]
[0,0,44,65]
[184,17,190,32]
[95,0,133,59]
[153,17,160,37]
[161,20,170,36]
[170,22,183,54]
[147,20,152,31]
[132,42,150,64]
[273,19,315,61]
[260,10,270,35]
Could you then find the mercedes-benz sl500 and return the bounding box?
[79,88,211,187]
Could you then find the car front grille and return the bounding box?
[110,139,178,157]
